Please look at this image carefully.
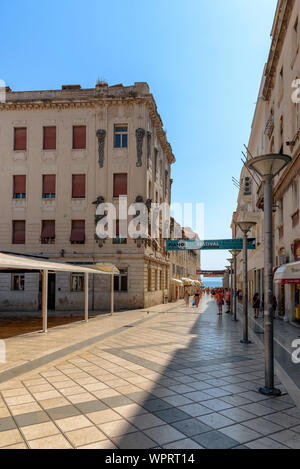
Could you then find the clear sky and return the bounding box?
[1,0,277,270]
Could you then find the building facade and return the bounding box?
[0,81,179,312]
[232,0,300,322]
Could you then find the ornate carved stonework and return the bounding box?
[96,129,106,168]
[147,132,151,169]
[165,170,169,196]
[136,128,145,167]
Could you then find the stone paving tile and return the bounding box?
[154,408,192,424]
[100,395,134,408]
[264,412,300,429]
[178,403,213,417]
[171,418,212,437]
[144,425,186,445]
[28,434,72,449]
[201,399,233,412]
[219,407,256,423]
[197,413,235,430]
[130,414,165,430]
[74,400,108,414]
[246,437,289,449]
[193,430,240,449]
[55,415,92,432]
[219,424,262,444]
[21,422,60,440]
[0,429,24,448]
[243,417,284,436]
[14,410,50,427]
[98,419,137,437]
[0,416,17,432]
[46,405,81,420]
[86,409,121,425]
[66,426,107,447]
[112,431,156,449]
[162,438,204,449]
[270,429,300,448]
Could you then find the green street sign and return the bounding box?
[166,239,256,251]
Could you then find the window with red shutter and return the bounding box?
[43,127,56,150]
[13,175,26,199]
[41,220,55,244]
[70,220,85,244]
[72,175,86,198]
[14,128,27,151]
[113,173,127,197]
[43,175,56,199]
[13,221,25,244]
[73,126,86,149]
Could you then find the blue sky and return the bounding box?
[1,0,276,270]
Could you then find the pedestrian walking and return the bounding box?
[253,293,260,318]
[216,289,224,316]
[194,290,200,307]
[225,289,231,314]
[184,290,190,308]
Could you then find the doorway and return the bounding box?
[48,273,56,310]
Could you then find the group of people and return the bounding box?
[184,289,203,308]
[210,288,231,316]
[252,292,277,318]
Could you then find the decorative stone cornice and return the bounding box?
[0,93,176,165]
[263,0,296,100]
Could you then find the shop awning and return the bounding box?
[274,261,300,285]
[0,252,115,275]
[171,278,184,286]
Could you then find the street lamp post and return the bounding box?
[229,250,241,321]
[247,153,291,397]
[227,258,234,314]
[236,221,257,344]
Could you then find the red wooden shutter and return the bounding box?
[72,175,86,198]
[13,175,26,195]
[70,220,85,243]
[41,220,55,239]
[13,221,25,244]
[73,126,86,149]
[43,127,56,150]
[43,175,56,195]
[113,174,127,197]
[14,128,27,151]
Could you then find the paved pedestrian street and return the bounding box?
[0,296,300,450]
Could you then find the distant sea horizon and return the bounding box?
[202,278,223,288]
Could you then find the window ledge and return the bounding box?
[13,151,26,161]
[41,151,56,160]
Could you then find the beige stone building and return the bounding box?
[232,0,300,322]
[0,81,180,312]
[169,222,201,301]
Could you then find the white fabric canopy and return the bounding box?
[171,278,184,286]
[0,252,117,275]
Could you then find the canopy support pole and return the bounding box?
[110,274,114,316]
[85,272,89,322]
[42,269,48,333]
